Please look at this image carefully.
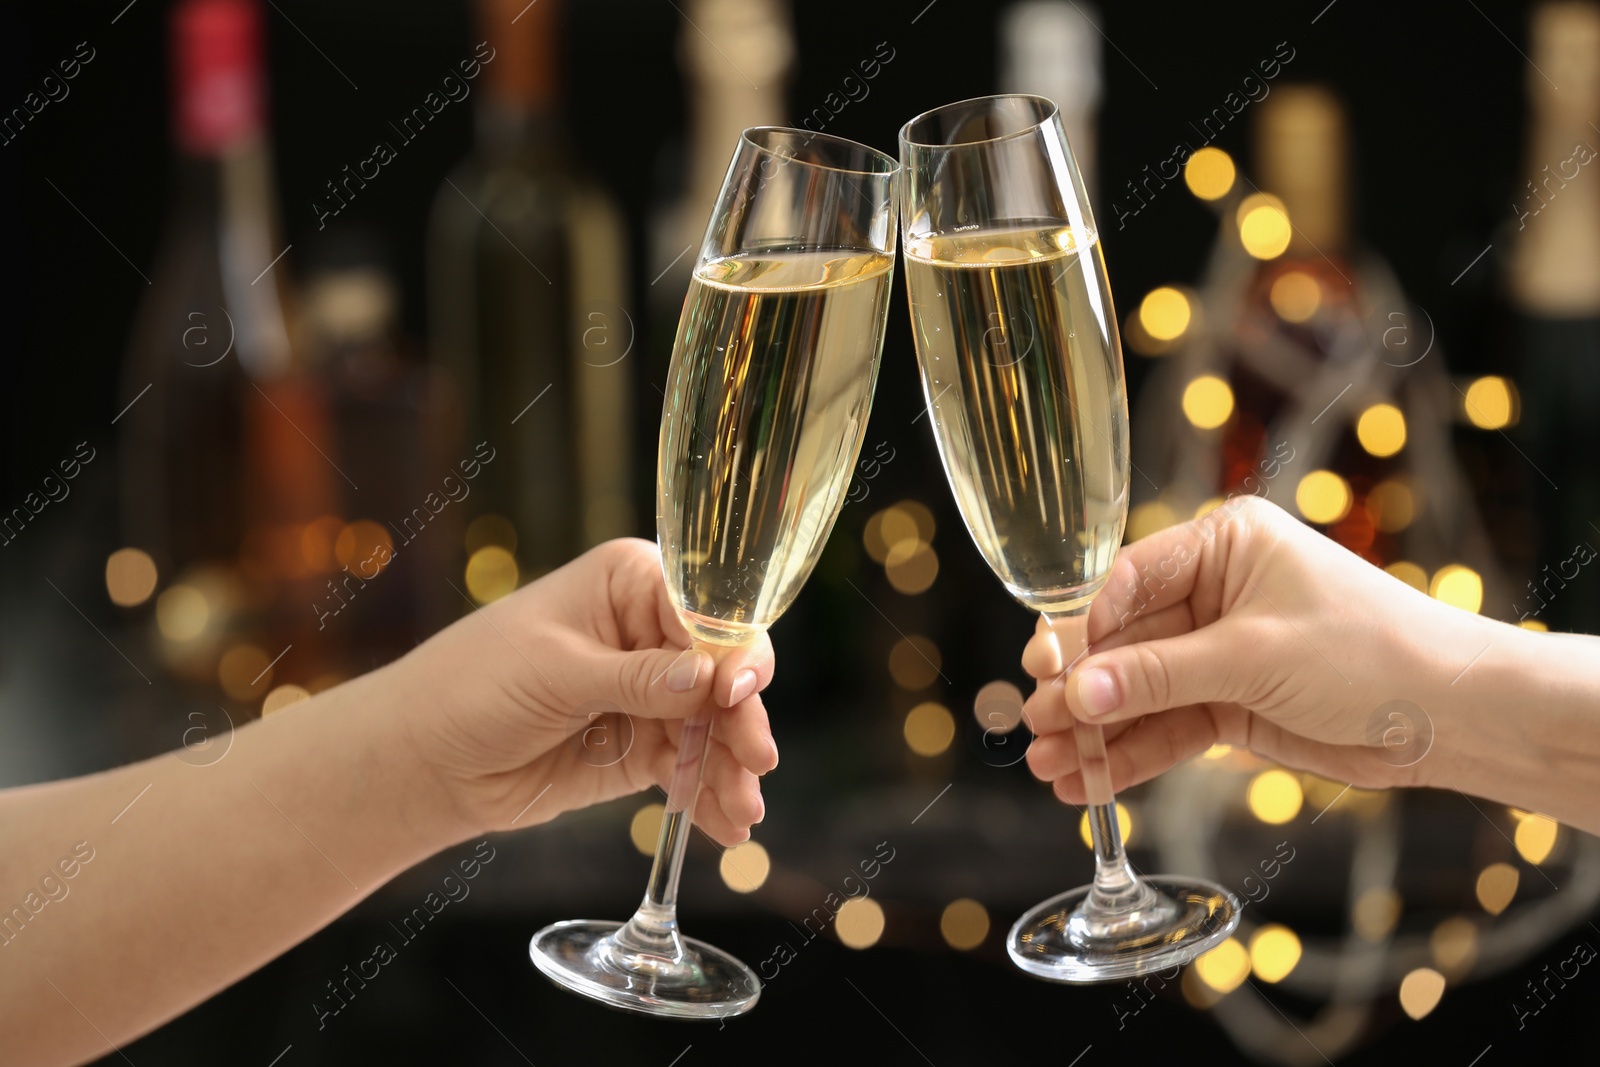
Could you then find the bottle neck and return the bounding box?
[1510,109,1600,316]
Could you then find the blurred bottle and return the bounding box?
[1508,1,1600,633]
[429,0,633,588]
[121,0,341,689]
[649,0,792,309]
[999,1,1102,204]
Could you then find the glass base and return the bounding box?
[530,919,761,1020]
[1007,875,1241,983]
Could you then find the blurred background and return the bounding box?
[4,0,1599,1063]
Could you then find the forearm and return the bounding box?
[1424,616,1600,837]
[0,663,469,1066]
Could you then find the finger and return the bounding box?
[1067,625,1249,725]
[691,782,751,847]
[1021,615,1063,679]
[708,634,776,709]
[715,693,779,774]
[1020,603,1200,736]
[704,739,764,826]
[1049,706,1221,803]
[592,644,715,720]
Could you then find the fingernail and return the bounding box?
[726,668,758,706]
[1078,668,1120,717]
[665,651,708,693]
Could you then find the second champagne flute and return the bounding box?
[899,95,1241,982]
[530,128,898,1018]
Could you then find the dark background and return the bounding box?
[3,1,1593,1064]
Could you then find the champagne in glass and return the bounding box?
[530,128,897,1017]
[900,95,1240,982]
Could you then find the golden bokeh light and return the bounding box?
[1475,862,1519,915]
[1385,561,1428,592]
[1247,769,1304,824]
[886,543,939,595]
[1240,203,1293,260]
[1235,192,1287,228]
[1519,619,1549,632]
[156,585,210,642]
[719,840,771,894]
[466,546,519,603]
[1195,937,1251,994]
[1139,287,1192,341]
[888,635,942,690]
[1429,564,1483,614]
[904,702,956,757]
[1430,917,1479,978]
[897,500,936,543]
[630,803,665,855]
[1352,887,1402,942]
[1514,813,1559,864]
[865,505,922,564]
[1249,925,1303,983]
[300,516,343,572]
[1356,403,1407,458]
[465,513,517,554]
[1181,375,1235,430]
[218,644,272,700]
[262,684,312,716]
[835,897,885,949]
[1203,743,1232,760]
[1368,480,1415,533]
[1127,500,1178,541]
[334,520,393,571]
[1463,376,1517,430]
[1399,968,1446,1020]
[1182,965,1225,1009]
[1295,470,1352,525]
[1269,271,1321,323]
[105,548,159,607]
[1184,147,1237,200]
[1079,803,1133,848]
[1194,497,1225,520]
[973,679,1025,733]
[940,898,991,950]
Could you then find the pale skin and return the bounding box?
[0,538,779,1067]
[1020,495,1600,838]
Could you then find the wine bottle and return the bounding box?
[999,2,1102,204]
[429,0,634,586]
[1508,1,1600,634]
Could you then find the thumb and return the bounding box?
[588,645,715,721]
[1066,627,1245,724]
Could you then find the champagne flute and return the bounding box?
[898,95,1240,982]
[530,128,898,1017]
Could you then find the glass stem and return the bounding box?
[613,645,724,963]
[1046,610,1142,909]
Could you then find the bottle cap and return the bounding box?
[172,0,264,155]
[1255,85,1347,254]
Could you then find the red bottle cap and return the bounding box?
[172,0,264,154]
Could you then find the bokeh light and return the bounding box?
[1463,376,1517,429]
[1385,561,1428,592]
[835,898,885,949]
[1295,470,1352,524]
[1184,147,1236,200]
[1269,271,1321,322]
[1127,500,1178,541]
[300,516,343,572]
[262,684,311,716]
[1239,197,1292,260]
[1181,375,1235,430]
[335,520,393,571]
[105,548,158,607]
[886,543,939,595]
[973,680,1025,733]
[1398,968,1446,1020]
[1475,862,1519,915]
[1194,937,1250,994]
[156,585,210,641]
[1249,925,1302,983]
[1429,564,1483,614]
[1247,769,1303,824]
[1367,479,1415,533]
[466,545,519,603]
[218,644,272,700]
[940,898,990,950]
[1430,917,1478,978]
[888,635,942,690]
[904,702,955,757]
[465,513,518,554]
[1356,403,1407,457]
[630,803,664,855]
[1139,287,1191,341]
[719,840,771,893]
[1514,812,1559,864]
[1353,887,1402,942]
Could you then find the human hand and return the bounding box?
[388,538,779,845]
[1020,496,1491,804]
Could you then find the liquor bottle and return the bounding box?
[429,0,634,586]
[1508,1,1600,634]
[648,0,792,309]
[120,0,342,691]
[999,1,1102,203]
